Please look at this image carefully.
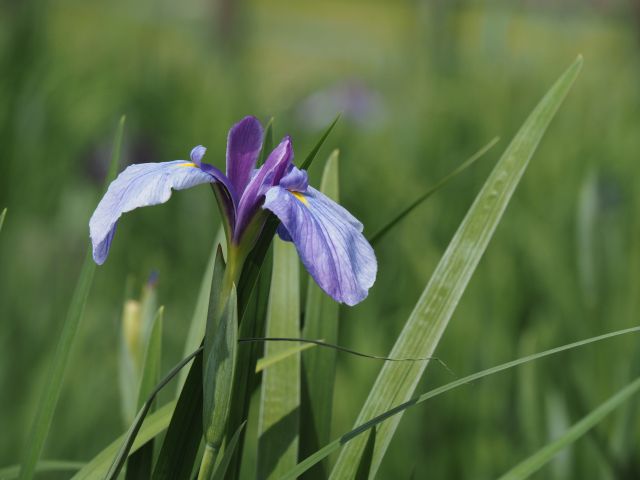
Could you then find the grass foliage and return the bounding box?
[2,2,640,479]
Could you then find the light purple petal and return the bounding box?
[279,166,308,191]
[190,145,207,166]
[226,116,263,197]
[263,185,377,305]
[89,161,215,265]
[233,136,293,241]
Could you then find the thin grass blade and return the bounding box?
[282,324,640,479]
[210,421,247,480]
[300,150,341,478]
[256,342,318,373]
[259,118,274,166]
[355,428,376,480]
[329,56,583,479]
[151,352,204,480]
[257,238,301,479]
[0,208,6,234]
[498,376,640,480]
[72,402,175,480]
[101,345,202,480]
[300,114,340,170]
[0,461,84,480]
[369,137,499,246]
[18,115,126,480]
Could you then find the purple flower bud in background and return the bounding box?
[295,79,386,131]
[89,116,377,305]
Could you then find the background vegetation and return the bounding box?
[1,0,639,478]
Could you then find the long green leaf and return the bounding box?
[151,352,204,480]
[202,246,228,418]
[355,428,376,480]
[257,342,318,373]
[225,245,273,478]
[210,421,247,480]
[0,208,6,234]
[300,150,341,478]
[73,348,202,480]
[329,56,583,479]
[18,115,126,480]
[153,248,226,480]
[178,228,226,395]
[203,285,238,451]
[108,353,201,480]
[369,137,499,246]
[282,325,640,479]
[0,461,84,480]
[257,238,301,479]
[73,402,175,480]
[498,376,640,480]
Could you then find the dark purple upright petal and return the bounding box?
[263,184,377,305]
[226,116,264,197]
[233,136,294,241]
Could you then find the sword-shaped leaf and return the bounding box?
[329,56,583,478]
[18,115,126,480]
[282,325,640,479]
[498,376,640,480]
[257,238,301,479]
[368,137,499,246]
[0,208,6,234]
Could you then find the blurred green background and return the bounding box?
[2,0,640,478]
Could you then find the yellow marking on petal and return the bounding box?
[178,162,197,168]
[291,191,308,205]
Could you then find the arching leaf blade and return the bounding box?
[497,376,640,480]
[329,56,583,479]
[369,137,499,246]
[72,401,174,480]
[281,325,640,479]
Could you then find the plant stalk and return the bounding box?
[196,443,219,480]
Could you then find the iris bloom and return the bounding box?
[90,116,376,305]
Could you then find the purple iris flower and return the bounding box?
[89,116,377,305]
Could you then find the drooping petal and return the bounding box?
[263,185,377,305]
[226,116,263,197]
[233,136,293,241]
[278,166,308,192]
[89,161,216,265]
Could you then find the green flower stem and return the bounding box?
[198,245,242,480]
[220,244,243,310]
[196,444,219,480]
